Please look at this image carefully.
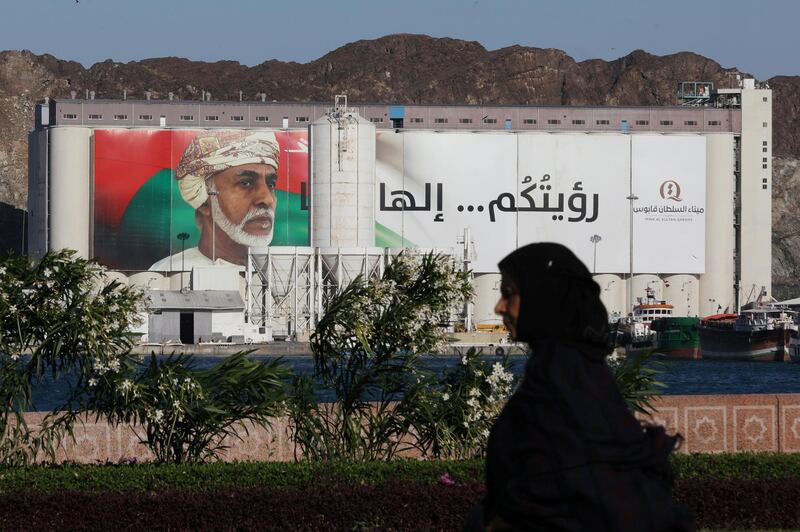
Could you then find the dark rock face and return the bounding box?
[0,34,798,296]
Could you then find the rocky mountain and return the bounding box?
[1,34,798,296]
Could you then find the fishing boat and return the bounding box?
[649,316,701,359]
[698,307,796,361]
[623,288,674,356]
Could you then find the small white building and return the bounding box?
[146,290,245,344]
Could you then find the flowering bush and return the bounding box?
[288,252,473,461]
[607,349,665,415]
[404,348,516,460]
[0,250,144,465]
[86,352,289,463]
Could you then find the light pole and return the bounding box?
[177,232,190,290]
[626,193,639,316]
[589,234,602,274]
[207,189,219,263]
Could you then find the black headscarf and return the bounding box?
[497,242,609,351]
[477,243,694,531]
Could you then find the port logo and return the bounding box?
[659,179,683,202]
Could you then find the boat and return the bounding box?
[623,288,674,357]
[697,307,796,361]
[788,329,800,363]
[649,316,701,359]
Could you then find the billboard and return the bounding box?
[93,129,309,270]
[375,131,706,274]
[632,135,706,273]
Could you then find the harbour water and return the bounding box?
[27,356,800,412]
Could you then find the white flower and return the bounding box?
[461,355,468,365]
[468,387,480,398]
[173,378,179,386]
[462,421,469,428]
[153,409,164,423]
[88,378,98,387]
[482,429,490,438]
[173,400,181,410]
[441,393,450,402]
[9,305,16,313]
[10,353,20,361]
[120,379,132,391]
[108,359,121,372]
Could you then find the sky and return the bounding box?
[0,0,797,80]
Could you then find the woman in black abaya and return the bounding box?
[469,243,693,532]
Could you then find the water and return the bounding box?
[25,356,800,412]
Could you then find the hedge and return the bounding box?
[2,454,800,530]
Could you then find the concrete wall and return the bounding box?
[21,394,800,463]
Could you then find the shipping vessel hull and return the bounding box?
[698,326,789,361]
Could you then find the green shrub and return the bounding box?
[288,252,473,461]
[86,352,289,463]
[0,250,144,465]
[403,348,516,459]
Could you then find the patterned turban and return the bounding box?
[175,130,280,209]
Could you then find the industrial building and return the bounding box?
[27,80,772,341]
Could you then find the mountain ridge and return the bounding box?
[1,34,798,296]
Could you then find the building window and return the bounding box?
[547,119,561,125]
[296,116,309,122]
[523,118,537,124]
[410,117,423,123]
[763,178,768,183]
[684,120,697,126]
[763,184,768,190]
[572,119,585,125]
[635,120,649,126]
[369,117,384,123]
[763,164,768,169]
[459,118,473,124]
[763,97,768,102]
[205,115,219,121]
[434,118,448,124]
[660,120,673,126]
[763,157,768,163]
[87,114,102,120]
[254,116,268,122]
[113,114,128,120]
[596,119,610,125]
[763,147,768,153]
[708,120,721,126]
[179,115,194,121]
[138,114,153,120]
[63,113,78,119]
[763,141,768,146]
[483,118,497,124]
[763,122,768,127]
[230,115,244,121]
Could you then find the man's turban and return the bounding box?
[176,130,280,209]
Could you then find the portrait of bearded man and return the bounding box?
[149,130,280,271]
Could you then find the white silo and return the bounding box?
[664,274,700,317]
[49,127,91,257]
[310,100,376,247]
[472,273,503,328]
[594,274,625,319]
[700,133,736,316]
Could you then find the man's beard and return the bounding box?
[210,195,274,248]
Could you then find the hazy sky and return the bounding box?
[1,0,796,79]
